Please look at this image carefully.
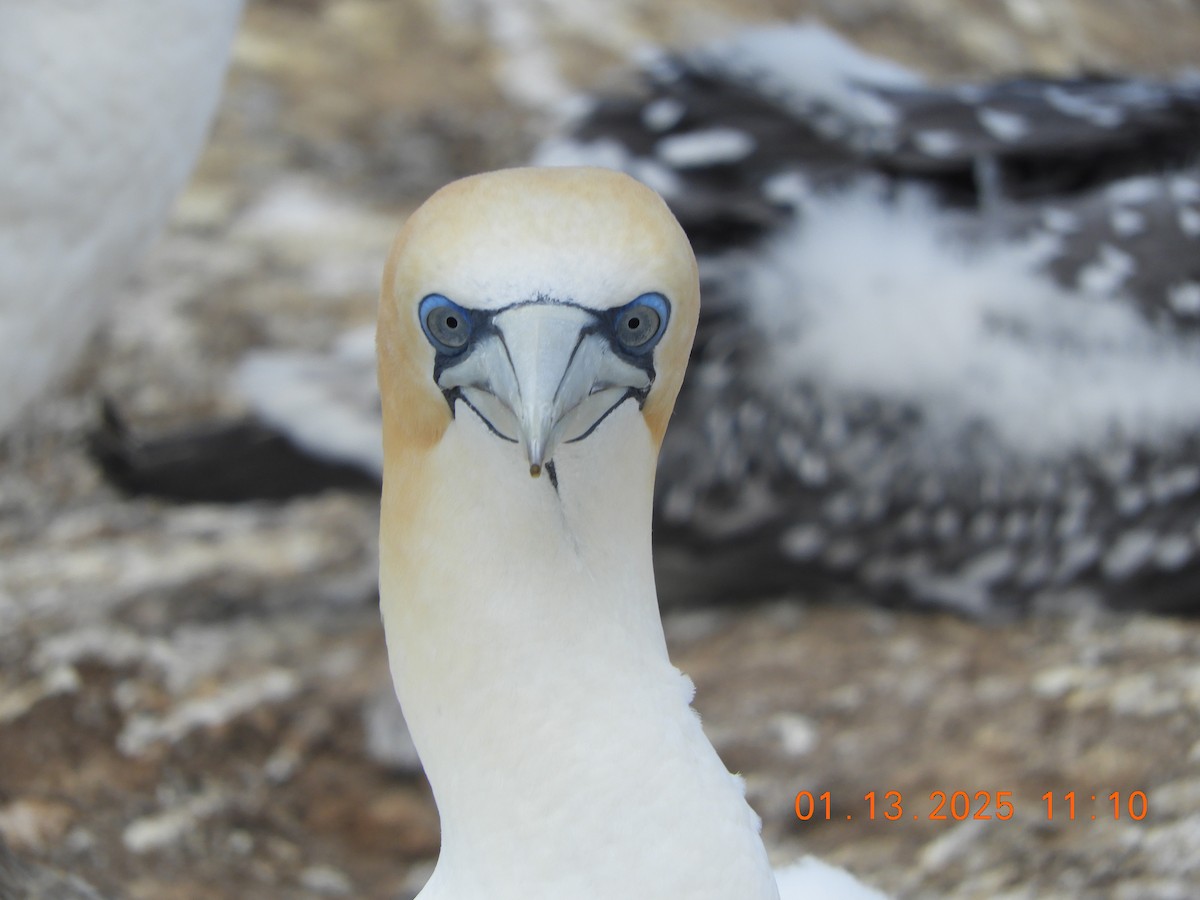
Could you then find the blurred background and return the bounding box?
[3,1,1200,897]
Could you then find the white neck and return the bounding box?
[380,407,779,900]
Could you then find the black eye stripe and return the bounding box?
[417,292,671,373]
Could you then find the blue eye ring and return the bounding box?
[419,294,474,355]
[611,292,670,355]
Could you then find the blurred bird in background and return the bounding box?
[0,0,243,436]
[94,23,1200,618]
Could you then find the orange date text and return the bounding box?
[793,790,1149,822]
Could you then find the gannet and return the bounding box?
[375,166,884,899]
[93,23,1200,617]
[0,0,243,435]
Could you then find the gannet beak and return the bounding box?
[435,303,653,477]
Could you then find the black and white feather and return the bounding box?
[95,23,1200,616]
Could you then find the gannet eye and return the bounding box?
[612,293,669,355]
[420,294,473,355]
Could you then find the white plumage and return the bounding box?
[0,0,242,434]
[376,167,885,898]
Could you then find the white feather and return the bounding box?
[775,856,888,899]
[693,21,922,129]
[0,0,242,433]
[741,183,1200,456]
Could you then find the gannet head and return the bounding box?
[377,167,699,481]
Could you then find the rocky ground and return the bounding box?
[3,1,1200,898]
